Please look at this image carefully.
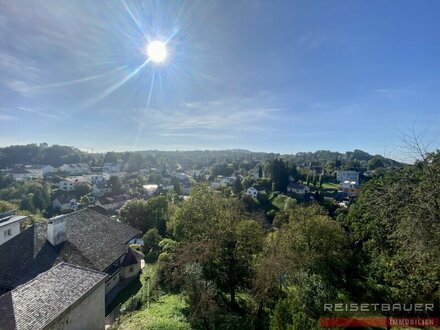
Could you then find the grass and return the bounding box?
[107,263,158,313]
[271,194,289,210]
[321,182,339,190]
[117,294,191,330]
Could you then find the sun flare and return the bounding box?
[146,40,168,63]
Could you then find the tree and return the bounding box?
[119,196,168,234]
[270,159,289,192]
[368,156,384,170]
[120,200,151,233]
[32,189,47,210]
[103,151,119,164]
[232,177,243,194]
[109,175,122,194]
[168,185,264,307]
[142,228,162,260]
[0,200,18,213]
[346,150,440,304]
[127,153,144,172]
[254,205,348,326]
[20,194,36,213]
[74,183,91,198]
[80,195,91,206]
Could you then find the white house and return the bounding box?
[8,168,36,181]
[0,211,27,246]
[247,187,258,198]
[287,182,310,195]
[24,164,54,178]
[59,179,75,191]
[339,180,361,197]
[59,163,90,175]
[336,171,359,183]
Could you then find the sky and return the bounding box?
[0,0,439,159]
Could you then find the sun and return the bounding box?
[146,40,168,63]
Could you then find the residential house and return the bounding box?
[287,182,310,195]
[24,164,55,178]
[0,263,107,330]
[59,179,75,191]
[0,211,27,246]
[84,174,106,185]
[95,195,127,212]
[52,195,79,212]
[59,163,90,175]
[92,181,111,196]
[8,168,35,181]
[0,208,141,299]
[143,184,158,196]
[103,163,121,173]
[120,247,145,280]
[309,166,324,175]
[336,171,359,183]
[339,180,361,197]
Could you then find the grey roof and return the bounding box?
[0,263,106,330]
[0,215,27,228]
[121,247,145,267]
[0,208,140,291]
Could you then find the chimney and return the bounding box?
[47,216,67,246]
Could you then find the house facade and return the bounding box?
[287,182,310,195]
[59,163,91,175]
[339,180,361,197]
[0,211,27,246]
[52,196,79,212]
[336,171,359,183]
[24,164,55,178]
[59,179,75,191]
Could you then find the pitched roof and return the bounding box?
[0,208,140,291]
[8,168,31,174]
[0,214,27,228]
[0,263,106,330]
[121,247,145,266]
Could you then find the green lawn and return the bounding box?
[271,194,289,210]
[107,263,158,313]
[321,182,339,190]
[117,294,191,330]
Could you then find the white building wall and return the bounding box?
[0,222,21,246]
[336,171,359,183]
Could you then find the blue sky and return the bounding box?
[0,0,439,159]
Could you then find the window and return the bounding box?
[4,229,12,237]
